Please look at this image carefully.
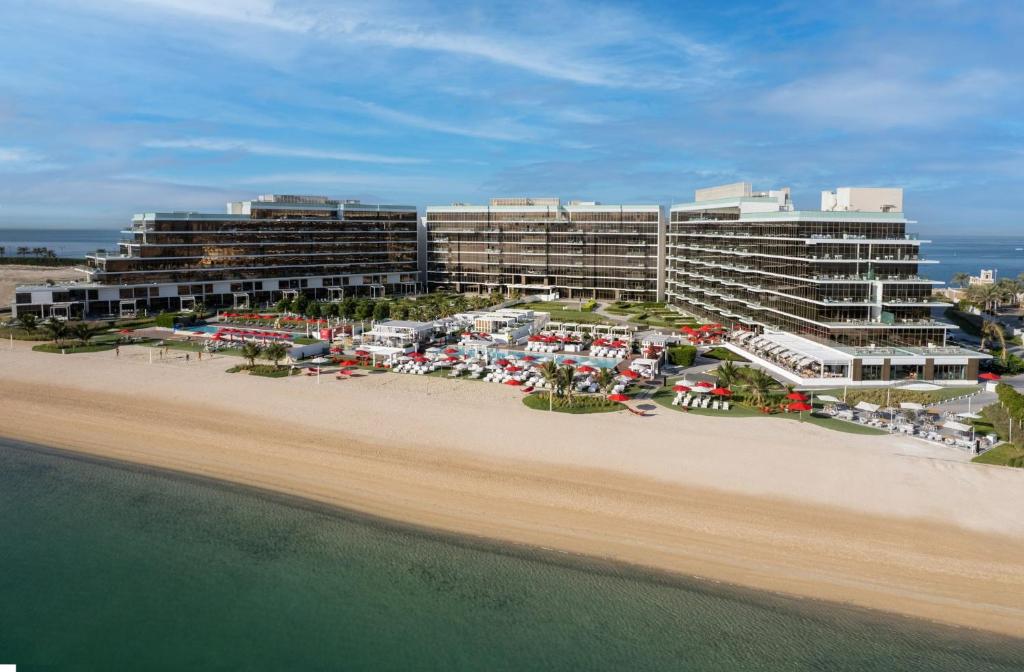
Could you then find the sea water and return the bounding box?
[1,439,1021,671]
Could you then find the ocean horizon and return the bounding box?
[2,438,1022,671]
[2,228,1022,286]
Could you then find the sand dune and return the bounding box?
[1,341,1022,637]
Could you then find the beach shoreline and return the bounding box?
[2,342,1023,638]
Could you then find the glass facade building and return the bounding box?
[425,198,664,301]
[12,195,419,318]
[665,185,949,348]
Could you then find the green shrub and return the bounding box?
[666,345,697,367]
[154,312,195,329]
[581,299,597,312]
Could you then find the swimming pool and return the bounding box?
[180,325,305,337]
[448,345,622,370]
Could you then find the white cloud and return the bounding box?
[760,66,1011,130]
[143,137,426,164]
[97,0,726,89]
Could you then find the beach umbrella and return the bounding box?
[978,372,1001,381]
[496,358,510,366]
[505,365,522,372]
[608,393,630,402]
[788,401,812,420]
[117,328,133,334]
[673,384,691,393]
[577,365,596,374]
[522,355,536,361]
[445,356,460,362]
[444,347,459,354]
[210,334,223,341]
[711,387,732,396]
[695,380,714,388]
[786,391,810,402]
[340,360,359,367]
[355,349,369,357]
[621,369,640,379]
[504,379,522,386]
[562,358,577,365]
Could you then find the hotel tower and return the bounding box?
[12,195,419,318]
[425,198,665,301]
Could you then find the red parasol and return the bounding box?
[562,359,577,365]
[673,384,691,393]
[695,380,714,388]
[710,387,732,396]
[577,365,596,374]
[504,379,522,386]
[621,370,640,379]
[788,401,813,412]
[978,372,1001,381]
[444,347,459,354]
[608,393,630,402]
[786,391,809,401]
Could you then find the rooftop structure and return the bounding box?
[425,197,665,302]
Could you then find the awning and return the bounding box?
[942,420,972,432]
[899,402,925,410]
[854,401,880,412]
[817,394,841,402]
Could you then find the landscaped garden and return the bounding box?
[522,392,624,414]
[971,384,1024,468]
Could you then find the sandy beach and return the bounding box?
[0,264,84,308]
[1,341,1023,638]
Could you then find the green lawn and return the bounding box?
[522,392,623,414]
[649,387,887,435]
[702,347,748,362]
[31,342,119,354]
[972,443,1024,468]
[809,385,979,407]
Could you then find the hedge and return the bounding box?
[666,344,697,367]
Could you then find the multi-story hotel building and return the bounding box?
[12,195,419,318]
[425,198,664,301]
[666,183,986,383]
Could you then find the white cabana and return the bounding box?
[942,420,973,433]
[854,401,880,413]
[817,394,841,403]
[899,402,925,410]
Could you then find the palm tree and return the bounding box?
[262,342,288,368]
[556,365,577,404]
[42,319,69,347]
[980,320,1008,365]
[951,272,970,288]
[967,283,1002,313]
[241,341,261,368]
[16,246,29,257]
[743,368,778,408]
[715,361,741,389]
[538,360,560,411]
[18,313,38,333]
[595,367,616,392]
[71,322,97,347]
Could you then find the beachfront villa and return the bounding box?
[665,183,988,384]
[11,194,420,319]
[424,198,665,302]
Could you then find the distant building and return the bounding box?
[425,198,665,302]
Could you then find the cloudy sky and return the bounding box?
[0,0,1021,232]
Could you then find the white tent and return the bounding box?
[817,394,841,403]
[942,420,973,433]
[956,412,982,420]
[899,402,925,410]
[854,401,880,413]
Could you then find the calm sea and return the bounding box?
[1,229,1023,285]
[1,439,1021,671]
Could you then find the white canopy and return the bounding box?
[942,420,973,432]
[956,412,982,420]
[854,401,880,412]
[817,394,841,403]
[899,402,925,410]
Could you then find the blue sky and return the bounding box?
[0,0,1021,232]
